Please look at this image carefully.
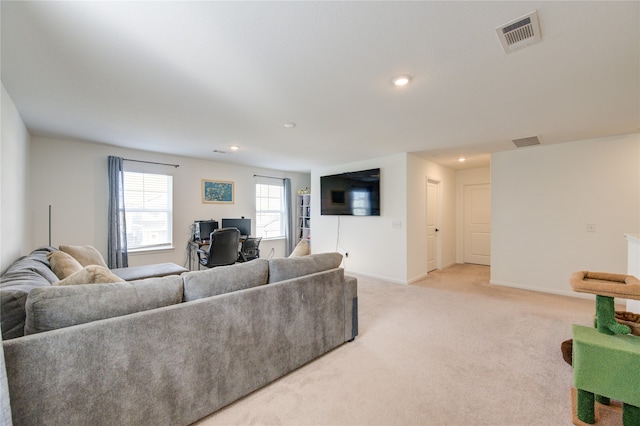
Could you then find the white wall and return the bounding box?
[311,154,408,283]
[310,153,457,284]
[0,84,30,272]
[29,137,310,267]
[456,167,491,264]
[491,133,640,297]
[407,154,457,282]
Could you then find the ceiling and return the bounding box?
[2,1,638,172]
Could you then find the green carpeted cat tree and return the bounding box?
[569,271,640,426]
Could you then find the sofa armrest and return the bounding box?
[344,275,358,342]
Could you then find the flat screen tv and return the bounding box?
[320,168,380,216]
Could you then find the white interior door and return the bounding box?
[463,183,491,265]
[426,180,439,272]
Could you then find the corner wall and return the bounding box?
[491,133,640,297]
[311,154,408,283]
[1,84,30,272]
[407,154,457,282]
[310,153,457,284]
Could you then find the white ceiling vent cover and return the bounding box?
[512,136,541,148]
[496,11,541,53]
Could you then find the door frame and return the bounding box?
[426,177,442,272]
[455,168,491,264]
[462,183,491,265]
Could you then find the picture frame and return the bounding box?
[202,179,234,204]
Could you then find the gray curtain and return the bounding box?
[283,178,295,256]
[108,156,128,268]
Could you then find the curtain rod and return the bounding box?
[123,158,179,168]
[253,174,284,180]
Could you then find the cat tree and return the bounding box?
[570,271,640,426]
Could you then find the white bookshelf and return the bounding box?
[297,194,311,245]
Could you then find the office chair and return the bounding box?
[238,237,262,262]
[197,228,241,268]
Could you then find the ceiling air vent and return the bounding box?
[512,136,541,148]
[496,11,541,53]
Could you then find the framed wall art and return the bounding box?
[202,179,234,204]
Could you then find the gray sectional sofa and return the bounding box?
[0,247,358,426]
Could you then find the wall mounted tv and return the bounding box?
[320,168,380,216]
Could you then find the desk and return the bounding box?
[187,240,208,271]
[187,237,248,271]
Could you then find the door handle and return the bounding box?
[435,228,439,232]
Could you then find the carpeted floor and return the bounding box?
[194,264,604,426]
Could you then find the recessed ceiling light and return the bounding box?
[458,157,466,162]
[392,75,412,86]
[230,145,239,151]
[283,122,296,128]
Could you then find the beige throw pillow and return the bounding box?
[47,251,83,280]
[289,240,310,257]
[54,265,125,286]
[59,245,109,268]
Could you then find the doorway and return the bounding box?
[426,179,440,272]
[463,183,491,265]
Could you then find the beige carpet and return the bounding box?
[194,264,606,426]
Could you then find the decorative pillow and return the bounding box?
[54,265,124,286]
[269,252,343,283]
[289,240,310,257]
[59,245,108,268]
[47,251,83,279]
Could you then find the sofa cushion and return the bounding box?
[0,247,57,340]
[268,252,343,283]
[111,263,188,281]
[53,265,125,286]
[59,245,108,268]
[24,275,184,335]
[183,259,269,302]
[47,251,83,279]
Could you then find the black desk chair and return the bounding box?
[238,237,262,262]
[197,228,240,268]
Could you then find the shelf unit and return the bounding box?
[297,193,311,245]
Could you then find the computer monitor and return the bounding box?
[221,218,251,237]
[194,220,218,242]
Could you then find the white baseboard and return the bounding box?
[407,273,428,285]
[344,269,408,285]
[490,279,595,300]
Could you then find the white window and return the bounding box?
[255,181,284,239]
[123,171,173,251]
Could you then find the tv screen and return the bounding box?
[320,168,380,216]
